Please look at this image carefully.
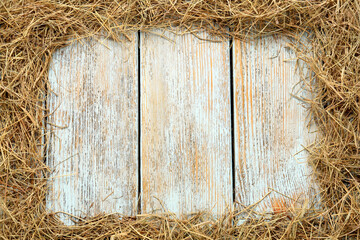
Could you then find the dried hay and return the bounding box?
[1,0,360,239]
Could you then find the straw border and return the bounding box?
[1,0,359,239]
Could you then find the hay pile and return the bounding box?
[1,0,360,239]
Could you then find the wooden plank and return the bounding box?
[46,35,138,224]
[140,30,232,215]
[233,35,316,213]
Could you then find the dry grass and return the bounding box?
[1,0,360,239]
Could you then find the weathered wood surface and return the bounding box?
[233,35,315,213]
[46,35,139,224]
[140,30,232,215]
[46,31,317,222]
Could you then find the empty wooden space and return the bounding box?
[233,35,315,213]
[46,35,139,225]
[140,30,232,215]
[46,31,315,223]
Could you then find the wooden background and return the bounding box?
[46,31,316,224]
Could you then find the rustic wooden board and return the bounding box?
[46,35,138,224]
[233,35,316,213]
[140,30,232,215]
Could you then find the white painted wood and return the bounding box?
[46,35,138,224]
[233,35,316,213]
[140,30,232,216]
[46,30,316,221]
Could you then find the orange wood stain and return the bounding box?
[140,30,232,215]
[233,35,315,213]
[271,197,288,215]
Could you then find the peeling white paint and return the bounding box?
[46,31,317,224]
[140,30,233,216]
[233,35,317,213]
[47,36,138,225]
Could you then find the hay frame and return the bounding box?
[1,0,360,239]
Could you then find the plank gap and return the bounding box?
[137,30,142,215]
[229,37,236,205]
[43,67,49,165]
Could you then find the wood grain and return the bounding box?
[46,35,138,224]
[233,35,316,213]
[140,30,232,215]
